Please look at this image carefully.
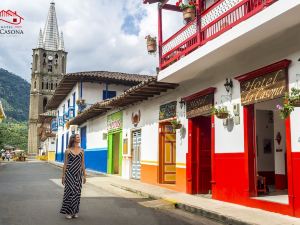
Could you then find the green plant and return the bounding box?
[170,120,182,130]
[277,88,300,119]
[212,106,230,119]
[176,0,196,10]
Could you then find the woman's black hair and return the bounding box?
[68,134,77,149]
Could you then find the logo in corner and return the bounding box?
[0,10,24,36]
[0,10,24,25]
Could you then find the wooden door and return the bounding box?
[113,132,120,174]
[244,105,257,196]
[198,116,212,194]
[160,123,176,184]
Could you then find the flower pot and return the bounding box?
[147,40,157,53]
[216,112,229,119]
[183,7,195,22]
[172,124,182,130]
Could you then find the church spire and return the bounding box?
[37,29,44,48]
[42,1,60,51]
[58,32,65,51]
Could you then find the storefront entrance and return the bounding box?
[159,122,176,184]
[131,130,141,180]
[107,111,123,175]
[236,60,292,205]
[184,88,215,195]
[190,116,212,194]
[245,99,288,204]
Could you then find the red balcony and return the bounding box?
[145,0,275,70]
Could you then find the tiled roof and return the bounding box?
[69,77,179,125]
[46,71,152,110]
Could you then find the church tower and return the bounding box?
[28,2,67,155]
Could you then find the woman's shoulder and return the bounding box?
[80,148,84,154]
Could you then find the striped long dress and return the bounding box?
[60,151,83,215]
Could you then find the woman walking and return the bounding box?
[60,134,86,219]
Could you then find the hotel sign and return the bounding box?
[240,69,287,106]
[186,93,214,118]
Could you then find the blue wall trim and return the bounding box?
[84,148,108,173]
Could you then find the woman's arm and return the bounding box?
[61,149,69,185]
[81,150,87,184]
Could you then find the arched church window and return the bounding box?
[55,54,58,59]
[46,82,49,90]
[43,97,47,112]
[51,83,53,90]
[42,82,44,89]
[34,81,37,89]
[56,83,58,88]
[43,53,47,58]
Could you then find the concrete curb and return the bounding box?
[110,183,255,225]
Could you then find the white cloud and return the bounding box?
[0,0,185,81]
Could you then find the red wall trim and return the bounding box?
[182,87,216,102]
[235,59,291,82]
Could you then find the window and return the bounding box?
[51,83,53,90]
[46,82,49,90]
[55,54,58,59]
[42,82,44,89]
[48,65,52,72]
[34,81,36,89]
[43,98,47,112]
[103,90,116,100]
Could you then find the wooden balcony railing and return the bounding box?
[160,0,274,70]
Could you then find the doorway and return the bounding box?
[246,98,288,204]
[159,122,176,184]
[191,116,212,194]
[131,130,141,180]
[108,131,122,175]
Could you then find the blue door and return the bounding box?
[80,127,87,150]
[66,132,69,149]
[55,138,58,161]
[61,134,64,162]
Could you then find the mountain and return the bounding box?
[0,68,30,122]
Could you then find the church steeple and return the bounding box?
[28,1,67,156]
[37,29,44,48]
[42,1,60,51]
[58,32,65,51]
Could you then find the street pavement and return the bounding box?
[0,161,222,225]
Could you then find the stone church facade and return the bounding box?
[28,2,67,155]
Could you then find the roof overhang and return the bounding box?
[46,71,151,110]
[69,77,179,125]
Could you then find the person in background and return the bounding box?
[60,134,86,219]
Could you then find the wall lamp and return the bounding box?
[224,78,233,94]
[179,99,185,109]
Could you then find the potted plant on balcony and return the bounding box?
[277,88,300,119]
[145,35,157,54]
[171,119,182,130]
[176,0,196,22]
[212,106,230,119]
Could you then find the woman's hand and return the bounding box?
[83,176,86,184]
[62,176,65,186]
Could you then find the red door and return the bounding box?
[244,104,257,197]
[189,116,212,194]
[198,116,212,194]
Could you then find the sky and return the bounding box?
[0,0,182,82]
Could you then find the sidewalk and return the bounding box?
[48,160,300,225]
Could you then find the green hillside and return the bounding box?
[0,68,30,122]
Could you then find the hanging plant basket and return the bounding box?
[145,35,157,54]
[277,88,300,119]
[171,120,182,130]
[182,7,195,22]
[215,112,229,119]
[212,106,230,119]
